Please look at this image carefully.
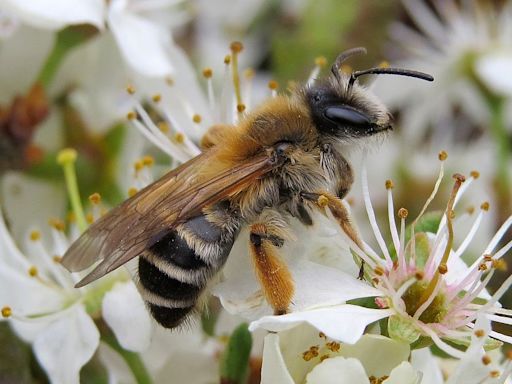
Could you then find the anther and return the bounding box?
[165,76,174,86]
[86,213,94,224]
[158,122,170,133]
[480,202,490,211]
[492,259,507,271]
[474,329,485,338]
[378,60,390,68]
[398,208,408,219]
[438,263,448,274]
[326,341,340,352]
[466,206,475,215]
[192,114,202,124]
[53,255,62,263]
[453,173,466,183]
[128,187,138,197]
[319,332,326,339]
[438,150,448,161]
[134,161,144,172]
[48,218,65,231]
[237,104,246,113]
[315,56,327,67]
[126,85,136,95]
[478,263,488,271]
[67,212,76,223]
[484,254,493,261]
[470,170,480,179]
[142,156,154,167]
[506,350,512,360]
[152,94,161,103]
[372,277,380,285]
[482,355,492,365]
[224,55,231,65]
[174,132,185,144]
[244,68,255,79]
[88,193,101,205]
[385,179,394,190]
[126,111,137,120]
[56,148,77,165]
[30,230,41,241]
[230,41,244,53]
[28,266,38,277]
[320,354,330,362]
[490,371,500,378]
[374,266,385,276]
[1,306,12,318]
[202,67,213,78]
[415,271,424,280]
[268,80,279,90]
[317,195,329,207]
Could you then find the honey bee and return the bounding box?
[61,47,433,328]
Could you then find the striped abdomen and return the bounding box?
[137,210,239,328]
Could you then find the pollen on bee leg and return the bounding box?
[317,195,329,207]
[1,306,12,318]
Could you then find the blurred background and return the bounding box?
[1,0,511,382]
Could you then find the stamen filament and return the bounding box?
[230,42,244,116]
[57,149,87,232]
[454,208,485,258]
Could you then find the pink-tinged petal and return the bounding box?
[250,306,393,344]
[102,281,153,352]
[0,0,105,30]
[108,0,173,77]
[33,305,99,384]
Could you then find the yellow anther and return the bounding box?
[192,114,202,124]
[470,170,480,179]
[320,354,330,362]
[126,111,137,120]
[157,122,169,133]
[438,150,448,161]
[142,156,154,167]
[268,80,279,90]
[484,254,493,261]
[126,85,136,95]
[371,277,380,285]
[480,201,490,211]
[86,213,94,224]
[317,195,329,207]
[319,332,326,339]
[53,255,62,263]
[315,56,327,67]
[1,306,12,318]
[134,161,144,172]
[202,67,213,78]
[174,132,185,144]
[398,208,409,219]
[374,266,385,276]
[48,218,65,231]
[30,230,41,241]
[67,211,76,223]
[415,271,424,280]
[478,263,488,271]
[230,41,244,53]
[466,206,475,215]
[378,60,390,68]
[385,179,394,190]
[302,345,320,361]
[490,371,500,378]
[56,148,77,165]
[88,192,101,205]
[152,94,161,103]
[224,55,231,65]
[128,187,138,197]
[244,68,255,79]
[438,263,448,274]
[482,355,492,365]
[28,266,38,277]
[474,329,485,338]
[237,104,246,113]
[453,173,466,183]
[165,76,174,86]
[325,341,340,352]
[506,350,512,360]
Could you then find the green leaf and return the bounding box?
[220,323,252,384]
[388,315,420,344]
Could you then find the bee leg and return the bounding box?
[249,222,294,316]
[301,191,366,279]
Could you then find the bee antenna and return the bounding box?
[331,47,367,81]
[348,67,434,89]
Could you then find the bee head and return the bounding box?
[306,47,433,140]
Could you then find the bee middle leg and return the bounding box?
[248,212,295,315]
[301,190,366,279]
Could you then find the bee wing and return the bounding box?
[61,149,275,287]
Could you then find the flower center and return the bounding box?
[401,280,447,323]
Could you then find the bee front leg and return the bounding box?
[301,191,366,279]
[249,218,294,316]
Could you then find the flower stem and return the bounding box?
[57,148,87,232]
[99,323,153,384]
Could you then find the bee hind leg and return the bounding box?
[249,214,295,315]
[301,191,366,279]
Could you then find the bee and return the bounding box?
[61,47,433,328]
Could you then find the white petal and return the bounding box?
[384,362,420,384]
[108,1,173,77]
[98,342,136,384]
[33,305,99,384]
[305,357,369,384]
[102,281,153,352]
[261,333,295,384]
[410,348,443,384]
[476,53,512,97]
[0,0,105,30]
[250,306,393,344]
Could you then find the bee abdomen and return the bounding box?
[137,212,238,328]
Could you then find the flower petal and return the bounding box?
[410,348,443,384]
[33,305,99,384]
[261,333,295,384]
[476,53,512,97]
[107,1,173,77]
[384,362,420,384]
[102,281,153,352]
[305,357,369,384]
[97,342,136,384]
[249,306,393,344]
[0,0,105,30]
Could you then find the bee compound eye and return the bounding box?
[324,106,371,126]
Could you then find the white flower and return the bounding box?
[373,0,512,145]
[261,323,420,384]
[0,207,153,384]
